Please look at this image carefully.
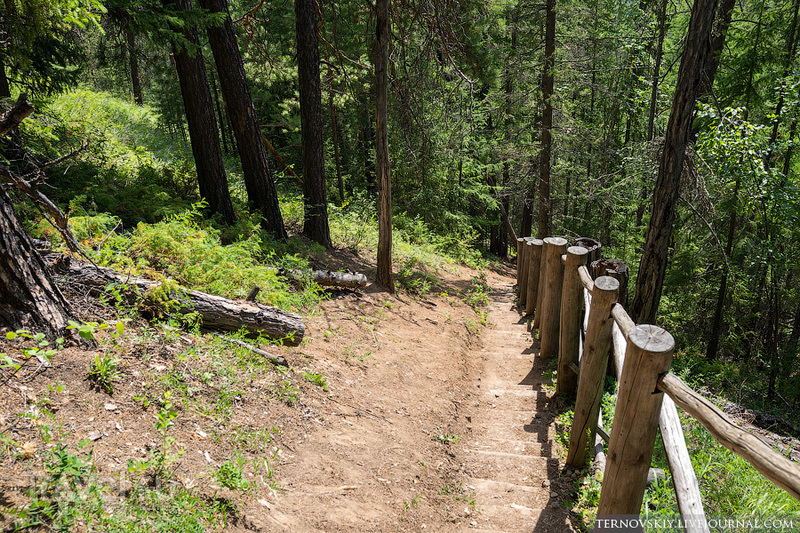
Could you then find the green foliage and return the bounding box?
[301,370,329,391]
[214,453,250,492]
[115,203,323,311]
[0,330,64,386]
[270,380,299,407]
[432,434,460,445]
[88,353,121,394]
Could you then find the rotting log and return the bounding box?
[658,372,800,501]
[525,239,544,316]
[567,276,618,467]
[538,237,568,359]
[557,246,589,395]
[279,268,368,289]
[48,253,305,345]
[597,325,674,520]
[575,237,601,263]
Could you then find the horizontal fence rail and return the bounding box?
[515,237,800,532]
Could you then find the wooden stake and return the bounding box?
[567,276,618,467]
[525,239,544,316]
[557,246,589,395]
[515,237,525,296]
[538,237,568,359]
[597,324,674,520]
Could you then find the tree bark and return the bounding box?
[166,0,236,225]
[200,0,288,239]
[701,0,737,96]
[766,0,800,167]
[295,0,332,247]
[630,0,719,325]
[638,0,668,228]
[537,0,556,239]
[375,0,394,292]
[0,186,72,339]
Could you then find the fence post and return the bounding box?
[519,238,532,305]
[557,246,590,396]
[538,237,568,359]
[566,276,618,467]
[525,239,544,316]
[596,324,674,523]
[515,237,525,297]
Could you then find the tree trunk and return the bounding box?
[329,90,345,206]
[537,0,556,239]
[630,0,719,325]
[166,0,236,225]
[766,0,800,167]
[200,0,288,239]
[701,0,737,96]
[125,24,143,105]
[207,67,231,156]
[295,0,332,248]
[0,187,71,338]
[375,0,394,292]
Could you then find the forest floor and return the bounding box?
[0,249,580,532]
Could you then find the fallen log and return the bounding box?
[47,253,305,345]
[278,268,368,289]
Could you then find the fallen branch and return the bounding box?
[279,268,368,289]
[210,332,287,367]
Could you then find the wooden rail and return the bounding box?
[515,237,800,531]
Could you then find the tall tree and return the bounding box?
[630,0,720,325]
[375,0,394,291]
[537,0,556,239]
[295,0,332,247]
[199,0,288,240]
[165,0,236,225]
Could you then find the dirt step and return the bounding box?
[462,455,554,486]
[463,438,547,456]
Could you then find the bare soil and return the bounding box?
[0,252,580,532]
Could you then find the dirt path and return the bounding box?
[237,269,578,532]
[459,277,576,532]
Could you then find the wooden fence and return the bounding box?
[516,236,800,532]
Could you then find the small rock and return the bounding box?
[196,429,208,438]
[104,403,117,411]
[541,480,550,488]
[550,491,558,498]
[88,432,103,441]
[204,451,212,463]
[470,521,478,527]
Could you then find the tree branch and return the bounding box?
[0,94,34,137]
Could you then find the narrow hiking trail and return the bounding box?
[234,268,578,532]
[461,279,577,532]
